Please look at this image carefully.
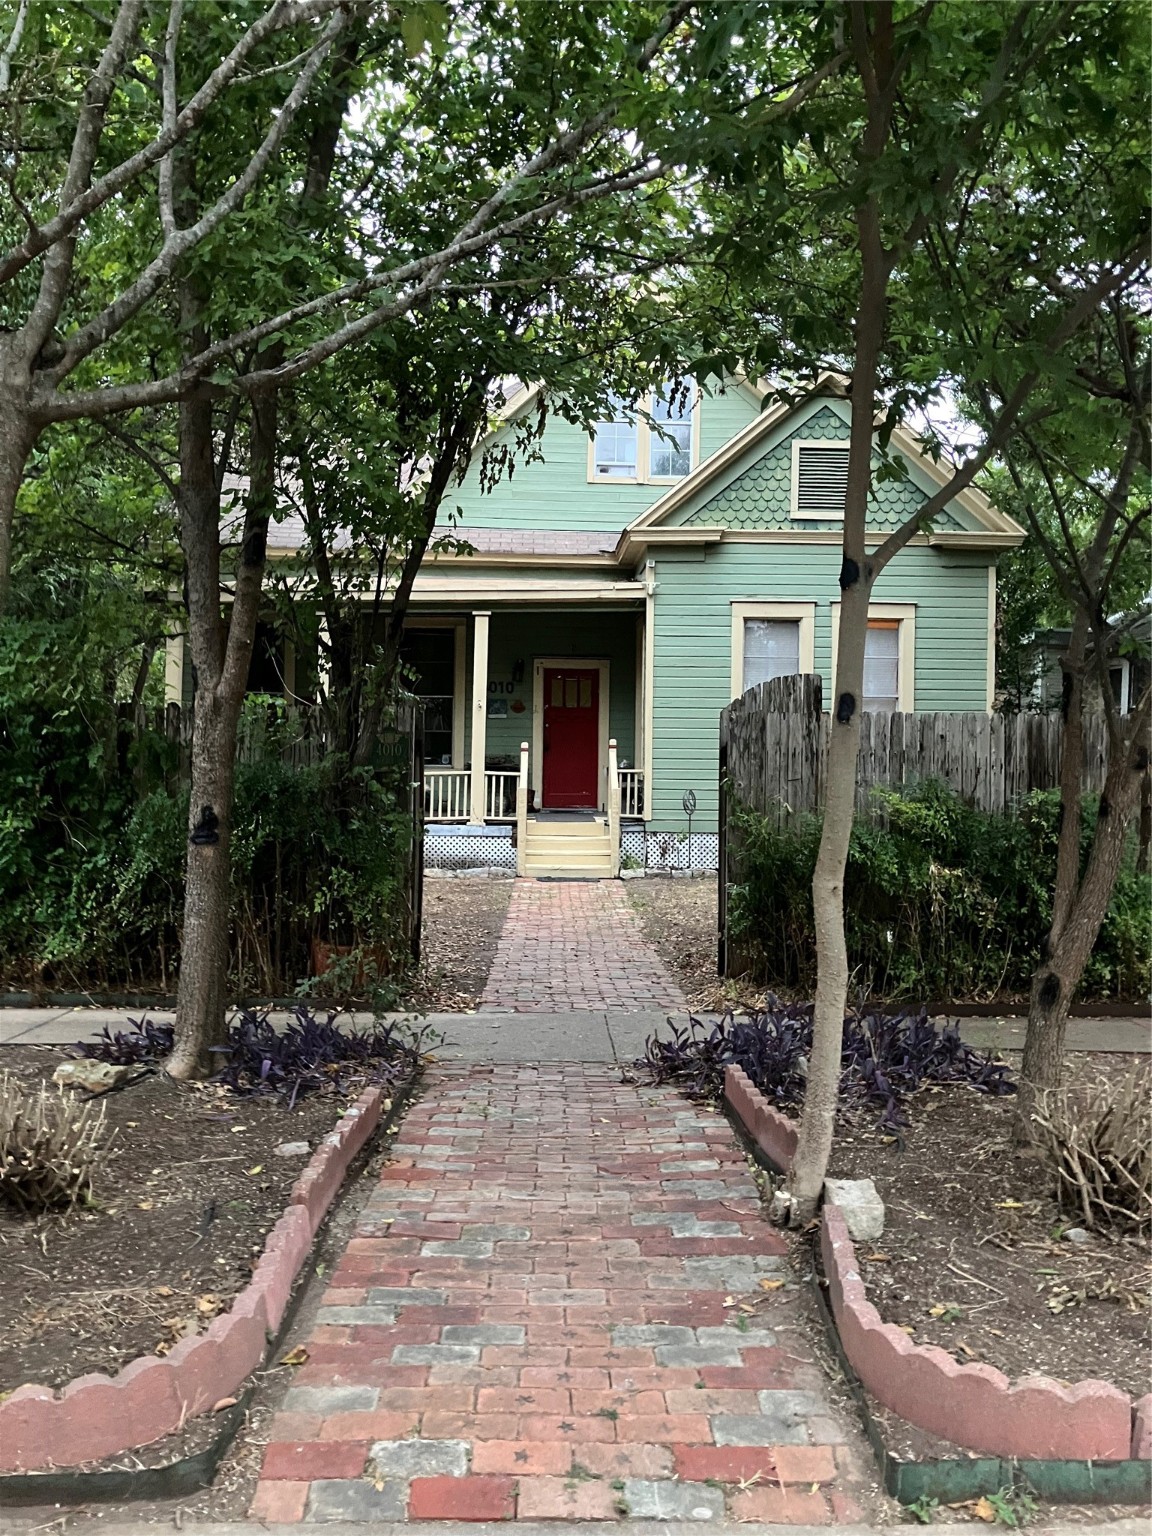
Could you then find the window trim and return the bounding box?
[789,438,851,520]
[730,600,816,700]
[588,387,700,485]
[830,601,916,713]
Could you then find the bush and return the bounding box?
[1,745,415,1000]
[726,782,1150,1003]
[0,1074,114,1213]
[1032,1068,1151,1234]
[78,1005,427,1107]
[641,1003,1015,1129]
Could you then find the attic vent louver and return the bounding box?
[794,443,850,517]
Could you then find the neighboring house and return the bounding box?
[167,375,1024,875]
[1030,613,1151,717]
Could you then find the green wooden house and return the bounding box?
[401,374,1023,874]
[168,375,1022,875]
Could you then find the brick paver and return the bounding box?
[252,1065,873,1522]
[478,880,686,1012]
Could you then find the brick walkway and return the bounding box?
[478,880,687,1013]
[252,1065,871,1524]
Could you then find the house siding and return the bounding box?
[442,385,762,533]
[648,543,992,833]
[679,404,964,533]
[461,609,639,768]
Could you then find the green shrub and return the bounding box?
[0,752,415,1000]
[726,781,1150,1003]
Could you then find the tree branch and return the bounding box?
[49,7,348,381]
[25,0,144,353]
[870,247,1148,572]
[0,0,345,289]
[0,0,29,96]
[157,0,184,239]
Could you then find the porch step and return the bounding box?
[526,817,607,835]
[522,818,615,878]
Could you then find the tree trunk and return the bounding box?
[1016,711,1150,1134]
[170,370,232,1077]
[789,579,870,1219]
[168,690,236,1077]
[0,356,38,617]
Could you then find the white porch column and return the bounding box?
[469,610,490,823]
[164,628,185,707]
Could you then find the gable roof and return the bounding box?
[616,375,1024,563]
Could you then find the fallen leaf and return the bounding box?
[230,1126,248,1134]
[154,1285,174,1297]
[137,1200,154,1210]
[280,1346,309,1366]
[212,1396,238,1413]
[196,1293,221,1314]
[864,1252,891,1262]
[246,1165,264,1176]
[758,1278,785,1291]
[996,1199,1026,1209]
[972,1495,997,1522]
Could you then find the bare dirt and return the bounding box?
[0,1045,350,1393]
[826,1057,1151,1400]
[405,876,513,1011]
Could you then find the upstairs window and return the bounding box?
[591,384,694,484]
[592,397,638,479]
[649,386,693,479]
[863,619,901,712]
[791,441,850,519]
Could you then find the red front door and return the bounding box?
[542,667,600,808]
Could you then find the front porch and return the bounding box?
[413,607,647,830]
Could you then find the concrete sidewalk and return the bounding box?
[1,1006,1147,1060]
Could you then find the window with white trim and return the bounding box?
[830,602,915,712]
[863,619,901,712]
[649,386,692,479]
[730,601,816,700]
[592,396,638,479]
[791,441,850,518]
[591,384,695,483]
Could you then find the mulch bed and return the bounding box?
[407,877,513,1010]
[826,1056,1151,1402]
[0,1045,350,1394]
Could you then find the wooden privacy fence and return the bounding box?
[716,674,1141,978]
[720,673,1117,821]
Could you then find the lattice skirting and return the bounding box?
[425,825,516,871]
[424,825,718,874]
[623,826,719,873]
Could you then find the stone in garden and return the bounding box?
[273,1140,311,1157]
[823,1177,885,1241]
[1063,1226,1092,1244]
[52,1060,131,1092]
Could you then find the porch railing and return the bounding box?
[618,768,644,818]
[515,742,530,876]
[484,770,519,822]
[606,738,622,877]
[425,768,471,821]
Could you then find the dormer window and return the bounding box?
[791,441,850,518]
[591,384,695,484]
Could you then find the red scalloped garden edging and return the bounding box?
[722,1064,1148,1464]
[0,1086,389,1473]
